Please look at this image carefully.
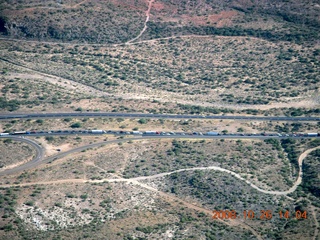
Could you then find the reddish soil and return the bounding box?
[152,1,165,11]
[150,0,178,15]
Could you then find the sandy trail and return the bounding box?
[72,0,88,8]
[4,145,319,239]
[0,34,216,47]
[3,57,316,111]
[2,144,318,240]
[3,145,319,196]
[126,0,154,44]
[2,167,262,239]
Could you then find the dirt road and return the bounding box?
[126,0,154,44]
[3,144,319,239]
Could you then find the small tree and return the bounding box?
[45,136,54,142]
[237,128,244,132]
[138,118,148,124]
[36,119,44,124]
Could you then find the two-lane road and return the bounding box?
[0,134,318,176]
[0,136,45,175]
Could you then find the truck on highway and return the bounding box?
[89,130,105,134]
[206,132,219,136]
[144,131,159,135]
[0,133,9,136]
[132,131,142,135]
[13,131,27,135]
[306,133,318,137]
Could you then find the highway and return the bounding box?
[0,134,318,176]
[0,112,319,121]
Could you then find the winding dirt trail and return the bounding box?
[2,145,318,240]
[1,166,262,239]
[126,0,154,44]
[72,0,88,8]
[3,146,319,194]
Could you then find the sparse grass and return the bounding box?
[146,170,315,240]
[0,36,318,110]
[0,139,35,168]
[121,138,295,191]
[0,1,319,239]
[0,137,318,239]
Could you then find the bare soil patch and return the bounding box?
[0,139,35,169]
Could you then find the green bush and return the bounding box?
[3,139,12,144]
[45,136,54,142]
[36,119,44,124]
[138,118,148,124]
[24,201,34,206]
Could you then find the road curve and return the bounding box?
[1,135,319,199]
[1,136,318,240]
[0,112,319,122]
[0,136,45,174]
[0,135,316,176]
[1,136,175,176]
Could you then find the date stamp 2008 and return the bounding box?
[212,210,307,220]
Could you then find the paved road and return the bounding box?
[0,112,319,121]
[0,134,317,176]
[2,136,319,199]
[0,136,45,175]
[0,136,140,176]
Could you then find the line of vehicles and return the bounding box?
[0,130,319,137]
